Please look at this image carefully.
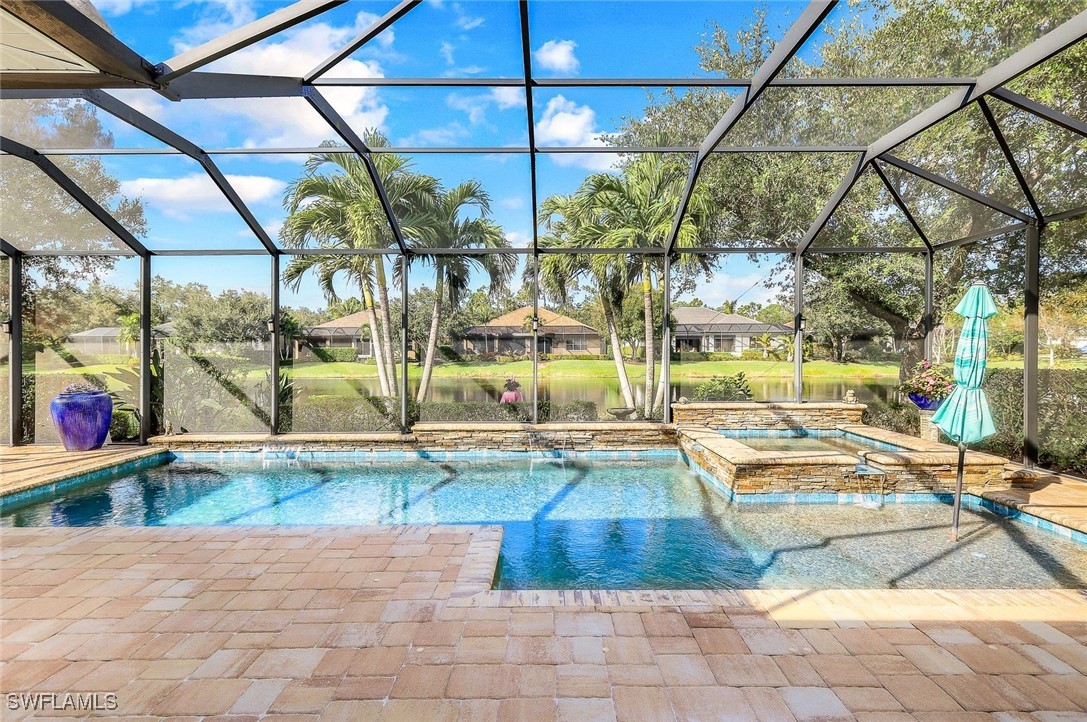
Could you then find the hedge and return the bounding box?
[309,347,363,363]
[863,368,1086,476]
[284,394,399,432]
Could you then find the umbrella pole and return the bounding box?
[950,441,965,542]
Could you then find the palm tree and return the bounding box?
[279,137,437,397]
[537,193,638,409]
[410,180,515,403]
[543,152,711,415]
[117,312,139,357]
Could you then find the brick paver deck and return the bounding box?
[2,525,1085,721]
[0,445,165,498]
[982,468,1087,536]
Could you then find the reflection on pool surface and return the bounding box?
[719,430,905,455]
[2,454,1084,589]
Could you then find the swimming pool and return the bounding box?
[719,429,904,455]
[3,453,1084,589]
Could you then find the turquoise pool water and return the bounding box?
[720,430,905,454]
[3,453,1085,589]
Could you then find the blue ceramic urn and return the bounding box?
[50,390,113,451]
[907,392,943,411]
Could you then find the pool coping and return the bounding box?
[3,445,1083,545]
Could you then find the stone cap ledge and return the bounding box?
[149,432,414,445]
[672,402,867,410]
[678,427,857,466]
[412,422,672,432]
[865,450,1007,466]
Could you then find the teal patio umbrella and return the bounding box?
[931,283,998,541]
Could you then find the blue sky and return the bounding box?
[83,1,813,309]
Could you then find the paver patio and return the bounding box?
[1,525,1084,721]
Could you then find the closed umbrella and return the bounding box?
[931,283,998,541]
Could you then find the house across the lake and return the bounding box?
[462,306,604,357]
[68,323,174,356]
[297,312,374,359]
[671,306,791,355]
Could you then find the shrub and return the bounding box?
[539,400,599,422]
[691,373,753,401]
[287,394,399,432]
[109,410,140,442]
[545,354,609,361]
[672,352,743,362]
[862,398,919,436]
[418,401,533,423]
[310,347,363,363]
[90,353,137,366]
[739,350,764,360]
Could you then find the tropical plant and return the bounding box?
[280,135,439,397]
[116,312,139,356]
[692,373,753,401]
[409,180,515,402]
[536,150,711,414]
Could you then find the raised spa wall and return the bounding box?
[671,402,1008,495]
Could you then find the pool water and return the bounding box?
[3,454,1084,589]
[721,430,904,455]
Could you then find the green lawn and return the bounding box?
[31,356,1087,386]
[282,359,908,380]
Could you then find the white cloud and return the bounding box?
[170,0,259,51]
[534,95,614,171]
[399,123,471,147]
[440,41,456,65]
[694,272,776,308]
[446,88,525,125]
[499,196,526,210]
[93,0,155,16]
[120,173,285,219]
[452,3,485,30]
[533,40,579,74]
[505,231,530,247]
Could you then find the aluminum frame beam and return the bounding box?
[157,0,348,82]
[871,161,932,250]
[880,154,1032,222]
[139,254,152,443]
[85,90,280,255]
[797,9,1087,254]
[305,0,421,82]
[30,145,867,156]
[1024,223,1040,467]
[518,0,540,258]
[664,0,839,255]
[989,88,1087,138]
[310,76,975,88]
[0,135,149,257]
[977,98,1044,221]
[7,252,22,445]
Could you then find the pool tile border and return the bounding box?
[0,451,170,511]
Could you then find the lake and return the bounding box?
[293,375,900,408]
